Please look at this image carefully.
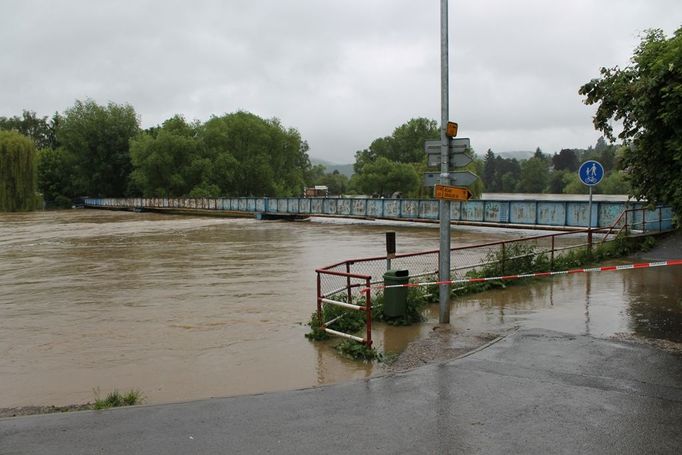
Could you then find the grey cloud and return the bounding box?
[1,0,680,163]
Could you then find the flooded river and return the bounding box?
[1,210,680,408]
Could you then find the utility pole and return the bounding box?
[438,0,451,324]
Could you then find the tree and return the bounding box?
[0,110,57,150]
[516,156,549,193]
[201,112,310,197]
[315,170,350,195]
[552,149,579,172]
[353,117,438,174]
[36,147,76,206]
[129,116,207,196]
[0,131,39,211]
[482,149,496,190]
[579,28,682,214]
[354,157,419,197]
[57,99,140,197]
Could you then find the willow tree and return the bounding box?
[0,131,39,211]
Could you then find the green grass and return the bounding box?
[93,389,144,410]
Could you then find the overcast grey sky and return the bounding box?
[1,0,680,163]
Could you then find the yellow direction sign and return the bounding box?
[434,184,472,201]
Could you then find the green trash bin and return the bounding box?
[383,269,410,319]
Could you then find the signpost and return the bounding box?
[423,171,478,187]
[434,184,472,201]
[437,0,450,324]
[425,139,473,168]
[578,160,604,252]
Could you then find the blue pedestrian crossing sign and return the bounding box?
[578,160,604,186]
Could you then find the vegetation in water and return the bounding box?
[335,340,382,361]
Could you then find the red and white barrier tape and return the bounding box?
[380,259,682,290]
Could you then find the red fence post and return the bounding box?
[346,262,352,304]
[365,278,372,348]
[316,272,322,322]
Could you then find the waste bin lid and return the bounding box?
[384,269,409,277]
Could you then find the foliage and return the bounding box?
[446,234,654,299]
[201,112,311,197]
[129,116,207,196]
[0,130,39,211]
[353,118,438,173]
[0,110,59,150]
[313,169,350,195]
[58,99,140,197]
[371,287,429,326]
[352,118,437,196]
[93,389,143,410]
[335,340,381,361]
[305,296,366,341]
[352,156,420,197]
[516,155,549,193]
[579,27,682,214]
[36,147,76,205]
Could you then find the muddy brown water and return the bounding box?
[1,210,680,408]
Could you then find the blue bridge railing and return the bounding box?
[83,197,674,232]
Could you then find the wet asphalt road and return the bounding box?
[1,328,681,454]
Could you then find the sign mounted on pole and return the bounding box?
[446,121,458,138]
[434,184,472,201]
[578,160,604,186]
[425,138,473,168]
[423,170,478,187]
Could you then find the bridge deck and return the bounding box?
[83,197,674,232]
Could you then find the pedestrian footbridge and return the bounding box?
[83,196,674,232]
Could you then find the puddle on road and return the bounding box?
[439,264,682,343]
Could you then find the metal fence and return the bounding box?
[314,208,674,346]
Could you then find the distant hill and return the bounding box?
[496,150,534,160]
[310,158,354,177]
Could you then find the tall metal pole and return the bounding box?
[587,186,592,254]
[438,0,451,324]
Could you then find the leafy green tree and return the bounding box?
[0,110,57,150]
[600,171,630,194]
[516,156,549,193]
[36,147,76,206]
[579,28,682,213]
[201,112,310,196]
[494,156,521,192]
[129,116,208,196]
[57,99,140,197]
[547,170,569,193]
[353,118,438,173]
[562,172,589,194]
[0,131,39,211]
[482,149,496,190]
[552,149,579,172]
[315,170,350,195]
[354,157,419,197]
